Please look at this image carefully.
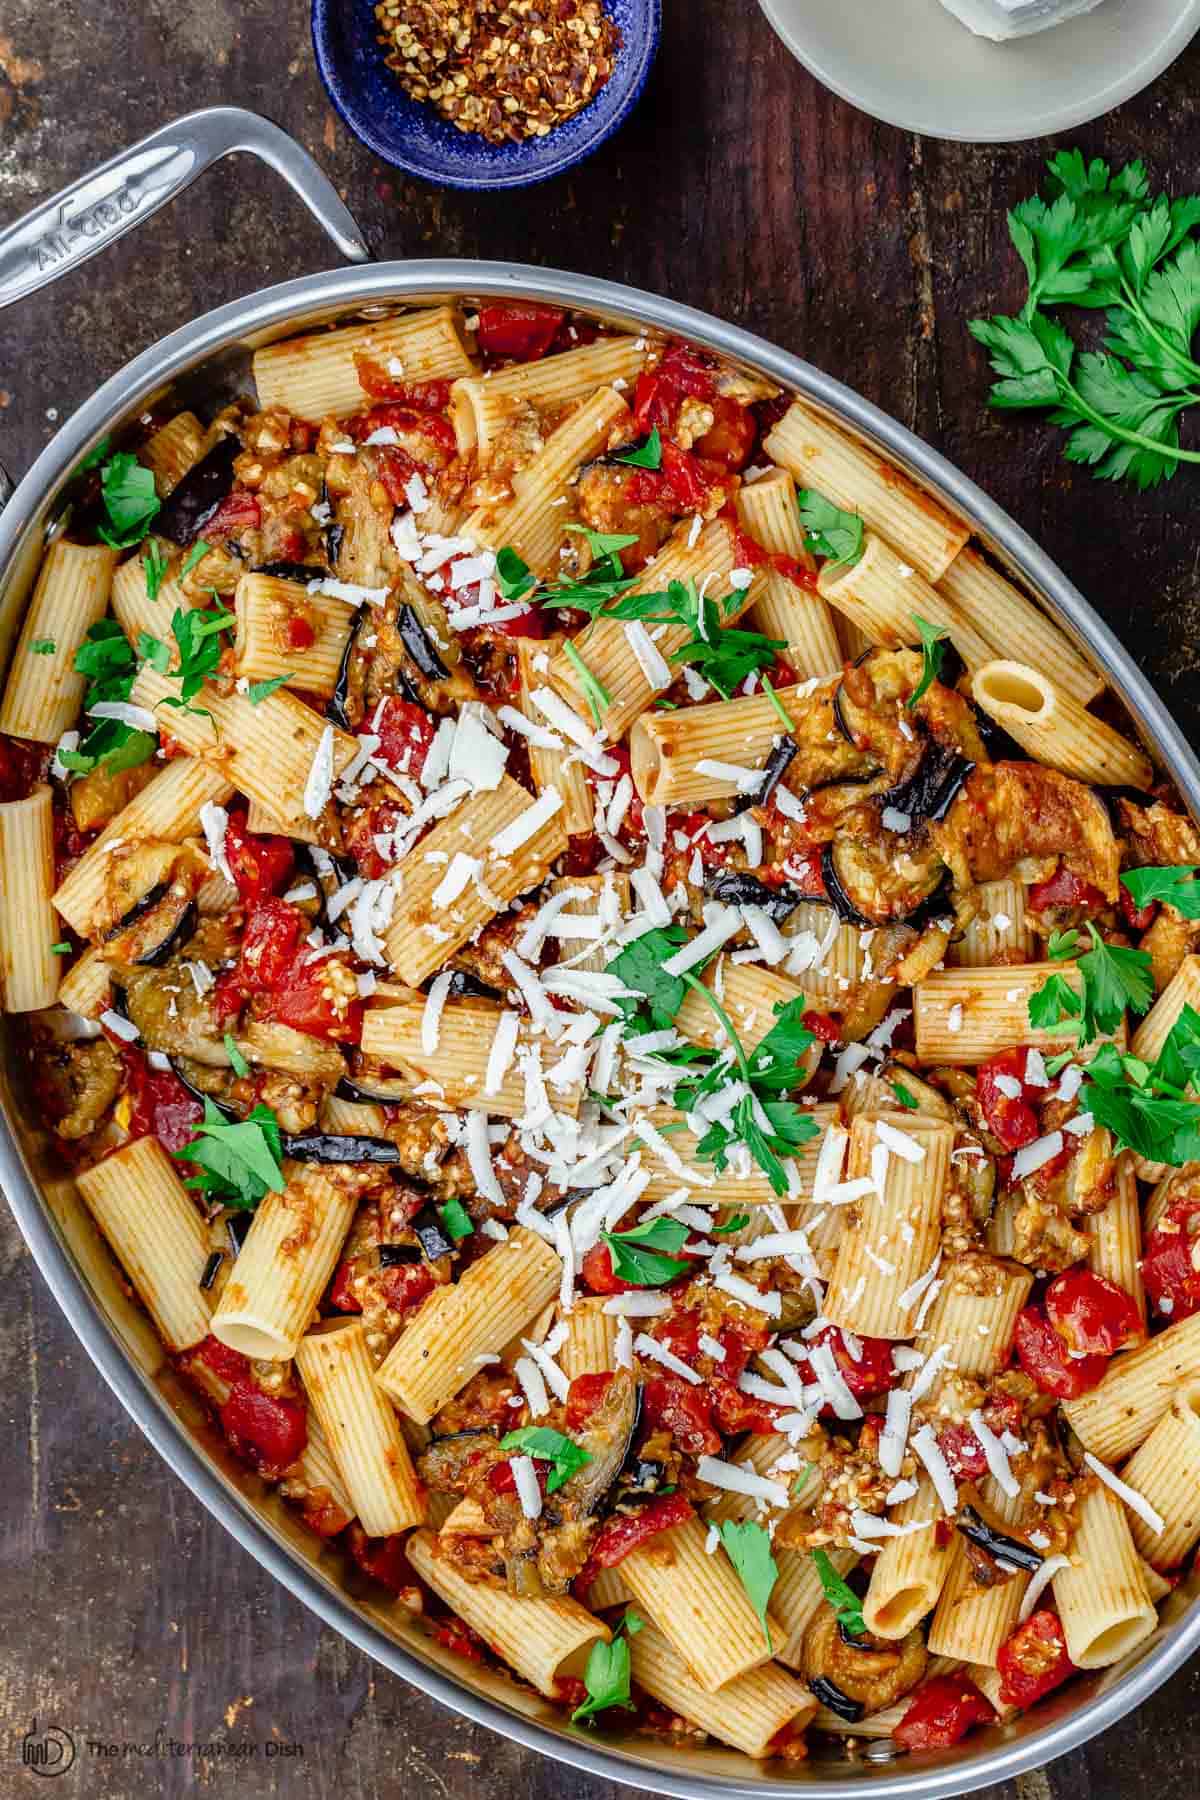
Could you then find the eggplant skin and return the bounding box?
[104,881,169,941]
[252,561,327,583]
[880,744,974,826]
[281,1131,402,1165]
[820,844,877,927]
[808,1677,864,1723]
[957,1504,1044,1574]
[334,1074,410,1105]
[411,1202,456,1262]
[155,438,240,545]
[398,604,449,680]
[326,602,367,731]
[706,870,804,922]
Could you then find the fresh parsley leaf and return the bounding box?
[75,435,112,476]
[496,546,536,604]
[601,1216,690,1287]
[179,539,212,581]
[811,1548,865,1639]
[719,1520,778,1652]
[906,615,950,710]
[1028,972,1082,1033]
[1121,864,1200,919]
[891,1080,919,1110]
[564,523,639,560]
[499,1426,591,1494]
[562,640,612,728]
[98,452,160,548]
[223,1034,249,1078]
[791,1465,812,1501]
[570,1609,643,1722]
[747,998,816,1094]
[29,638,56,655]
[1085,1079,1200,1166]
[609,925,689,1030]
[248,674,292,704]
[711,1214,750,1234]
[143,540,170,603]
[170,604,235,703]
[612,427,662,470]
[61,621,154,779]
[439,1198,474,1241]
[136,631,172,674]
[1146,1002,1200,1094]
[175,1100,285,1210]
[1077,922,1154,1038]
[796,490,864,567]
[1048,926,1081,959]
[50,942,71,955]
[760,674,794,730]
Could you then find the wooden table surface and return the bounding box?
[2,0,1200,1794]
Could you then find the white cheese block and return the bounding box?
[937,0,1106,39]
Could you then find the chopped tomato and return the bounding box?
[1013,1305,1108,1399]
[191,1333,253,1388]
[0,734,47,804]
[576,1491,695,1592]
[285,615,316,653]
[123,1051,203,1154]
[997,1609,1076,1709]
[352,355,454,411]
[659,440,713,511]
[938,1392,1024,1481]
[344,796,407,880]
[199,490,261,545]
[357,406,457,473]
[893,1673,994,1750]
[476,301,565,362]
[554,1675,588,1711]
[782,847,827,898]
[1142,1197,1200,1322]
[345,1523,418,1595]
[1045,1267,1142,1355]
[223,808,295,905]
[221,1381,308,1478]
[565,1371,615,1431]
[631,344,718,435]
[669,810,735,871]
[1119,883,1158,934]
[432,1615,489,1663]
[579,1241,692,1295]
[485,605,547,639]
[711,1377,786,1436]
[1027,864,1107,916]
[240,898,308,990]
[641,1373,721,1455]
[379,1258,438,1317]
[264,965,363,1044]
[694,395,756,469]
[328,1260,363,1313]
[372,696,437,783]
[801,1009,842,1046]
[977,1047,1042,1151]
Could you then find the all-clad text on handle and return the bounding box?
[0,106,371,312]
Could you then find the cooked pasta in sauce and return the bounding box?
[6,295,1200,1761]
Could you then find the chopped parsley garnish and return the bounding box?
[562,640,611,728]
[142,540,170,603]
[496,545,537,604]
[711,1213,750,1234]
[610,924,690,1030]
[29,639,56,656]
[171,604,236,704]
[98,452,160,548]
[136,630,172,674]
[891,1080,919,1110]
[601,1215,691,1287]
[720,1520,778,1652]
[760,673,794,729]
[571,1608,644,1723]
[248,674,292,704]
[796,490,864,568]
[223,1034,249,1078]
[1028,924,1153,1044]
[438,1198,474,1241]
[612,427,662,469]
[906,614,950,710]
[50,942,71,955]
[175,1100,285,1210]
[499,1425,591,1494]
[57,620,156,778]
[1121,864,1200,919]
[811,1548,865,1639]
[178,539,212,581]
[563,523,639,561]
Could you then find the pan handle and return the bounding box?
[0,106,371,313]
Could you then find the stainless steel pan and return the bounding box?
[1,107,1197,1800]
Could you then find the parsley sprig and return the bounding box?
[571,1608,645,1723]
[601,1216,691,1287]
[1121,864,1200,919]
[499,1425,591,1493]
[98,452,160,548]
[969,150,1200,487]
[796,491,864,567]
[58,621,156,778]
[720,1520,779,1652]
[811,1548,866,1639]
[175,1100,285,1210]
[907,615,950,709]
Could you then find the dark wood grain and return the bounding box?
[3,0,1200,1793]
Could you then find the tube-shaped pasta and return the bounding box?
[52,755,236,936]
[639,1101,839,1204]
[57,946,112,1018]
[824,1116,953,1339]
[1062,1312,1200,1460]
[211,1166,357,1360]
[1120,1384,1200,1568]
[1053,1480,1156,1669]
[914,964,1091,1065]
[772,1545,858,1669]
[629,1620,816,1758]
[971,660,1152,790]
[914,1254,1034,1378]
[234,573,355,698]
[1084,1154,1146,1332]
[375,1227,561,1423]
[559,1296,619,1379]
[0,540,116,742]
[462,388,630,577]
[516,642,592,835]
[406,1529,608,1695]
[949,879,1034,969]
[928,1479,1029,1665]
[549,519,756,741]
[110,540,192,655]
[450,336,648,453]
[736,467,813,564]
[618,1514,778,1691]
[381,776,568,986]
[736,471,841,678]
[43,1174,165,1378]
[295,1320,426,1535]
[630,679,831,807]
[818,534,993,669]
[545,872,630,974]
[141,411,209,493]
[253,306,476,418]
[0,785,60,1012]
[1131,954,1200,1064]
[863,1477,954,1640]
[763,401,969,581]
[131,665,358,837]
[675,959,821,1055]
[361,996,583,1119]
[76,1137,211,1352]
[938,546,1103,708]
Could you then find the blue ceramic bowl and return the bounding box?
[311,0,661,189]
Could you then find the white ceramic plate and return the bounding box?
[756,0,1200,142]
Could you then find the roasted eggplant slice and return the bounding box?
[324,521,345,571]
[823,837,948,927]
[957,1504,1044,1574]
[735,735,797,813]
[155,437,240,545]
[281,1131,402,1165]
[880,744,975,828]
[227,1210,253,1254]
[706,869,804,921]
[113,894,197,968]
[326,602,368,731]
[169,1057,239,1121]
[251,560,327,582]
[335,1074,412,1105]
[809,1677,865,1723]
[398,603,450,680]
[378,1242,421,1267]
[411,1202,456,1262]
[968,697,1024,764]
[200,1250,224,1291]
